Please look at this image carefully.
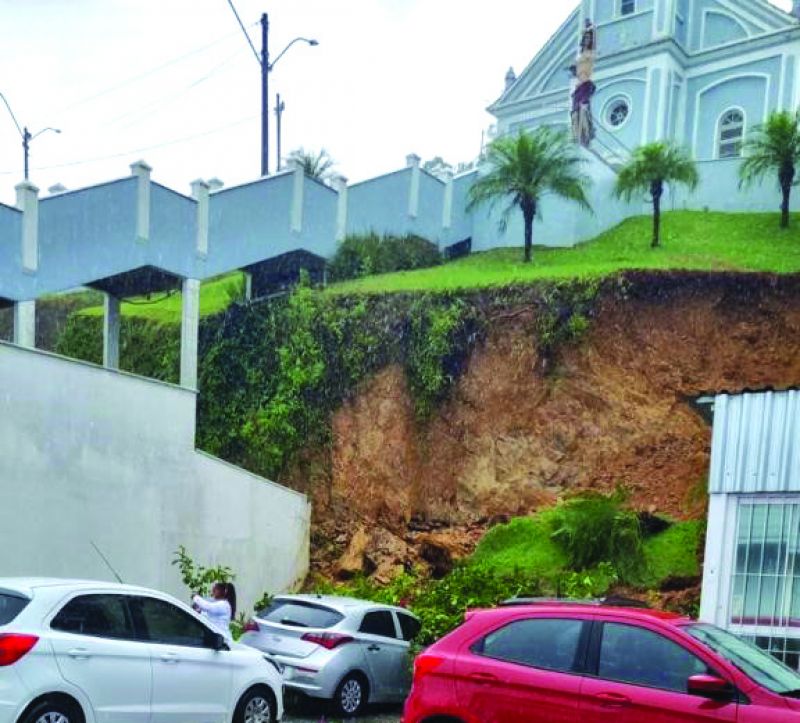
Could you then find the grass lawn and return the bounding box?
[78,272,244,323]
[73,211,800,320]
[331,211,800,294]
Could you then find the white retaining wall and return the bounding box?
[0,341,310,613]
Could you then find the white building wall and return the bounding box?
[0,341,310,613]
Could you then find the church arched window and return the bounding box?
[718,109,744,159]
[620,0,636,15]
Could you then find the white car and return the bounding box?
[0,578,283,723]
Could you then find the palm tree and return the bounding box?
[613,142,698,248]
[286,147,336,184]
[467,128,591,263]
[739,110,800,229]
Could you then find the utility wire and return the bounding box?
[0,114,258,176]
[54,24,255,117]
[225,0,260,64]
[0,90,23,137]
[104,47,247,129]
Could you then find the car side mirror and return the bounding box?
[205,630,229,651]
[687,674,734,700]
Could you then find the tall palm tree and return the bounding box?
[286,147,336,184]
[739,110,800,229]
[613,142,698,248]
[467,128,591,263]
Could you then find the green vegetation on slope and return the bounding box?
[332,211,800,294]
[78,272,244,322]
[67,211,800,321]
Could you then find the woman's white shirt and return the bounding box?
[192,595,232,639]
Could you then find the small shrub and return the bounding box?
[172,545,234,596]
[329,232,441,281]
[547,488,646,583]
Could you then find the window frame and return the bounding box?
[716,107,746,160]
[358,609,401,640]
[602,95,632,132]
[620,0,637,16]
[587,620,720,695]
[469,615,592,676]
[50,593,138,642]
[131,595,219,649]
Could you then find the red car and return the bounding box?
[402,599,800,722]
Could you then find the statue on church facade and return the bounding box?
[571,19,597,148]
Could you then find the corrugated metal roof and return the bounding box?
[710,390,800,494]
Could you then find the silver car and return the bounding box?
[240,594,420,717]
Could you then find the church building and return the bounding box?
[489,0,800,212]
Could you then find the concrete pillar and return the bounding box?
[103,293,121,370]
[442,171,454,231]
[244,271,253,301]
[290,161,304,234]
[406,153,421,220]
[130,160,152,242]
[334,175,348,242]
[15,180,39,272]
[180,278,201,389]
[191,179,210,257]
[13,300,35,348]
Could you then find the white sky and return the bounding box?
[0,0,792,203]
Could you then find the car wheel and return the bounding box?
[333,673,368,717]
[234,686,275,723]
[21,700,82,723]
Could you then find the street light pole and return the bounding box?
[275,93,285,171]
[260,12,270,177]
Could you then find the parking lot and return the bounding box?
[283,698,402,722]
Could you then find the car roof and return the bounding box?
[0,577,165,598]
[272,593,415,617]
[469,602,689,625]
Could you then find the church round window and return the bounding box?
[605,98,630,128]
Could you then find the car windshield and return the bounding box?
[686,623,800,695]
[258,600,344,629]
[0,592,29,625]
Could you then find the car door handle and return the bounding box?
[594,692,631,708]
[468,672,498,685]
[367,644,381,652]
[160,652,180,664]
[67,648,91,659]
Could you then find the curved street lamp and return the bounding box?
[1,89,60,180]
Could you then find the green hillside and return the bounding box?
[75,211,800,321]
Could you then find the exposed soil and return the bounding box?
[294,273,800,581]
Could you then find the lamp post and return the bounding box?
[22,126,61,180]
[1,90,60,180]
[259,12,318,176]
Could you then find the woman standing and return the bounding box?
[193,582,237,640]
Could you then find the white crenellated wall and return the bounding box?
[0,340,310,613]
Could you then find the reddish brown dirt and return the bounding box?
[299,275,800,579]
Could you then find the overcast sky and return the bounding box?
[0,0,792,203]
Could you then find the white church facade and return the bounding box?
[490,0,800,211]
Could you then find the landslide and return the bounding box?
[303,272,800,580]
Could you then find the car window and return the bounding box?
[0,593,29,625]
[51,594,135,640]
[259,600,344,629]
[473,618,584,673]
[397,612,421,642]
[360,610,398,639]
[136,597,212,648]
[598,623,710,693]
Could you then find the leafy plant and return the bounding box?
[328,232,441,282]
[172,545,234,596]
[547,487,646,583]
[614,142,698,248]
